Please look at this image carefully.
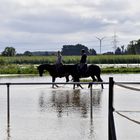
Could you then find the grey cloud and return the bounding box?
[4,8,110,34]
[0,0,133,35]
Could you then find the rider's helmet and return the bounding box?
[81,49,85,53]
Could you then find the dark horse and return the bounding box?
[38,63,103,89]
[64,64,103,89]
[37,64,70,88]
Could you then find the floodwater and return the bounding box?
[0,74,140,140]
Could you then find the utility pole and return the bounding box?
[96,37,105,54]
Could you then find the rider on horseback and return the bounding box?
[56,51,63,65]
[79,49,87,76]
[55,51,64,77]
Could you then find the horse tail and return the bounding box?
[90,65,102,81]
[97,65,102,81]
[96,65,104,89]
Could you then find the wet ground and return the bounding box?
[0,74,140,140]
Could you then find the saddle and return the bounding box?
[77,64,87,77]
[55,64,64,77]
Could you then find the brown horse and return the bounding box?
[63,64,103,89]
[37,64,70,88]
[38,64,103,89]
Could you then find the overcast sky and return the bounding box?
[0,0,140,53]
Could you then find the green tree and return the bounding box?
[121,45,125,54]
[134,39,140,54]
[126,40,140,54]
[2,47,16,56]
[115,47,121,54]
[89,48,96,55]
[23,51,32,56]
[62,44,89,55]
[126,41,136,54]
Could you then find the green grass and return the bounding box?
[0,64,140,75]
[0,55,140,65]
[87,55,140,64]
[0,65,38,74]
[102,67,140,73]
[0,55,140,74]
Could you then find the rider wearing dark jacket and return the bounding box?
[80,49,87,64]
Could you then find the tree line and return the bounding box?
[0,44,97,56]
[1,39,140,56]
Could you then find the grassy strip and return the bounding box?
[0,54,140,75]
[0,64,140,74]
[102,67,140,73]
[0,55,140,64]
[0,65,38,74]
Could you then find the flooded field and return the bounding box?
[0,74,140,140]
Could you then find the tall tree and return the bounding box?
[115,47,121,54]
[134,39,140,54]
[2,47,16,56]
[62,44,89,55]
[121,45,125,54]
[89,48,96,55]
[23,51,32,56]
[126,41,136,54]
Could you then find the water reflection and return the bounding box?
[7,126,11,140]
[89,119,95,140]
[37,88,103,139]
[4,88,102,140]
[38,92,46,112]
[92,90,102,108]
[38,89,102,118]
[6,124,11,140]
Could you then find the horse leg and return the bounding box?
[88,76,97,88]
[78,84,83,89]
[73,77,76,89]
[73,83,83,89]
[52,77,58,88]
[96,75,104,89]
[72,76,83,89]
[52,77,55,88]
[73,84,76,89]
[101,81,104,89]
[92,76,97,82]
[77,78,83,89]
[73,77,78,89]
[66,75,69,82]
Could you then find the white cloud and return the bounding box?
[0,0,140,53]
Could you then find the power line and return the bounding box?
[112,32,119,52]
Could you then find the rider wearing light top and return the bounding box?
[56,51,63,65]
[79,49,87,76]
[55,51,63,77]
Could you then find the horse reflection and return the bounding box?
[38,89,102,117]
[72,89,80,106]
[92,90,102,107]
